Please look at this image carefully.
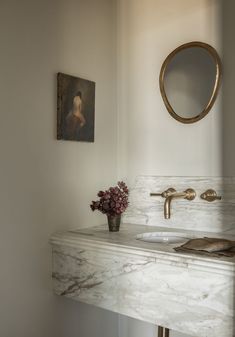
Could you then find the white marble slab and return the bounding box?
[50,224,235,337]
[123,176,235,232]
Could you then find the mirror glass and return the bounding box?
[160,42,222,124]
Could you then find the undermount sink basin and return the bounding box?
[136,231,194,244]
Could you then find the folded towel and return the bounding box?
[174,237,235,257]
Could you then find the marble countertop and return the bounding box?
[51,223,235,336]
[50,223,235,274]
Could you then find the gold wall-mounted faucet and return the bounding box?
[150,188,196,219]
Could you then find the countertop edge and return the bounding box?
[50,233,235,276]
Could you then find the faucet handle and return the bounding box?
[150,188,176,198]
[200,189,222,202]
[184,188,196,201]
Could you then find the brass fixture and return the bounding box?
[150,188,176,198]
[200,189,222,202]
[158,326,170,337]
[164,188,196,219]
[159,41,222,124]
[150,188,196,219]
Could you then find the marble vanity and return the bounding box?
[50,176,235,337]
[50,223,235,337]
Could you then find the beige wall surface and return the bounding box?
[0,0,118,336]
[117,0,222,185]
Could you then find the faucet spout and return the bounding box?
[164,189,196,219]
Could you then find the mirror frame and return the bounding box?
[159,41,222,124]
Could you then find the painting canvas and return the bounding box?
[57,72,95,142]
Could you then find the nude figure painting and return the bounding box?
[57,73,95,142]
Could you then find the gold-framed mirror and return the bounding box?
[159,41,222,124]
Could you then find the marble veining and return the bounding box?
[50,223,235,337]
[122,176,235,232]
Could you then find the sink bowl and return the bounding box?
[136,231,194,244]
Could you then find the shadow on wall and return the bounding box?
[222,1,235,175]
[222,2,235,337]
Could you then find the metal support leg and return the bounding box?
[158,326,170,337]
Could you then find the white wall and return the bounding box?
[117,0,223,336]
[0,0,118,336]
[117,0,222,186]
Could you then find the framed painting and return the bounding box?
[57,72,95,142]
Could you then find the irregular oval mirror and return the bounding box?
[159,42,222,124]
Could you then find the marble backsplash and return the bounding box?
[122,176,235,233]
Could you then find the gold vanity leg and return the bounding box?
[158,326,170,337]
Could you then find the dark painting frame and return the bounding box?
[57,72,95,142]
